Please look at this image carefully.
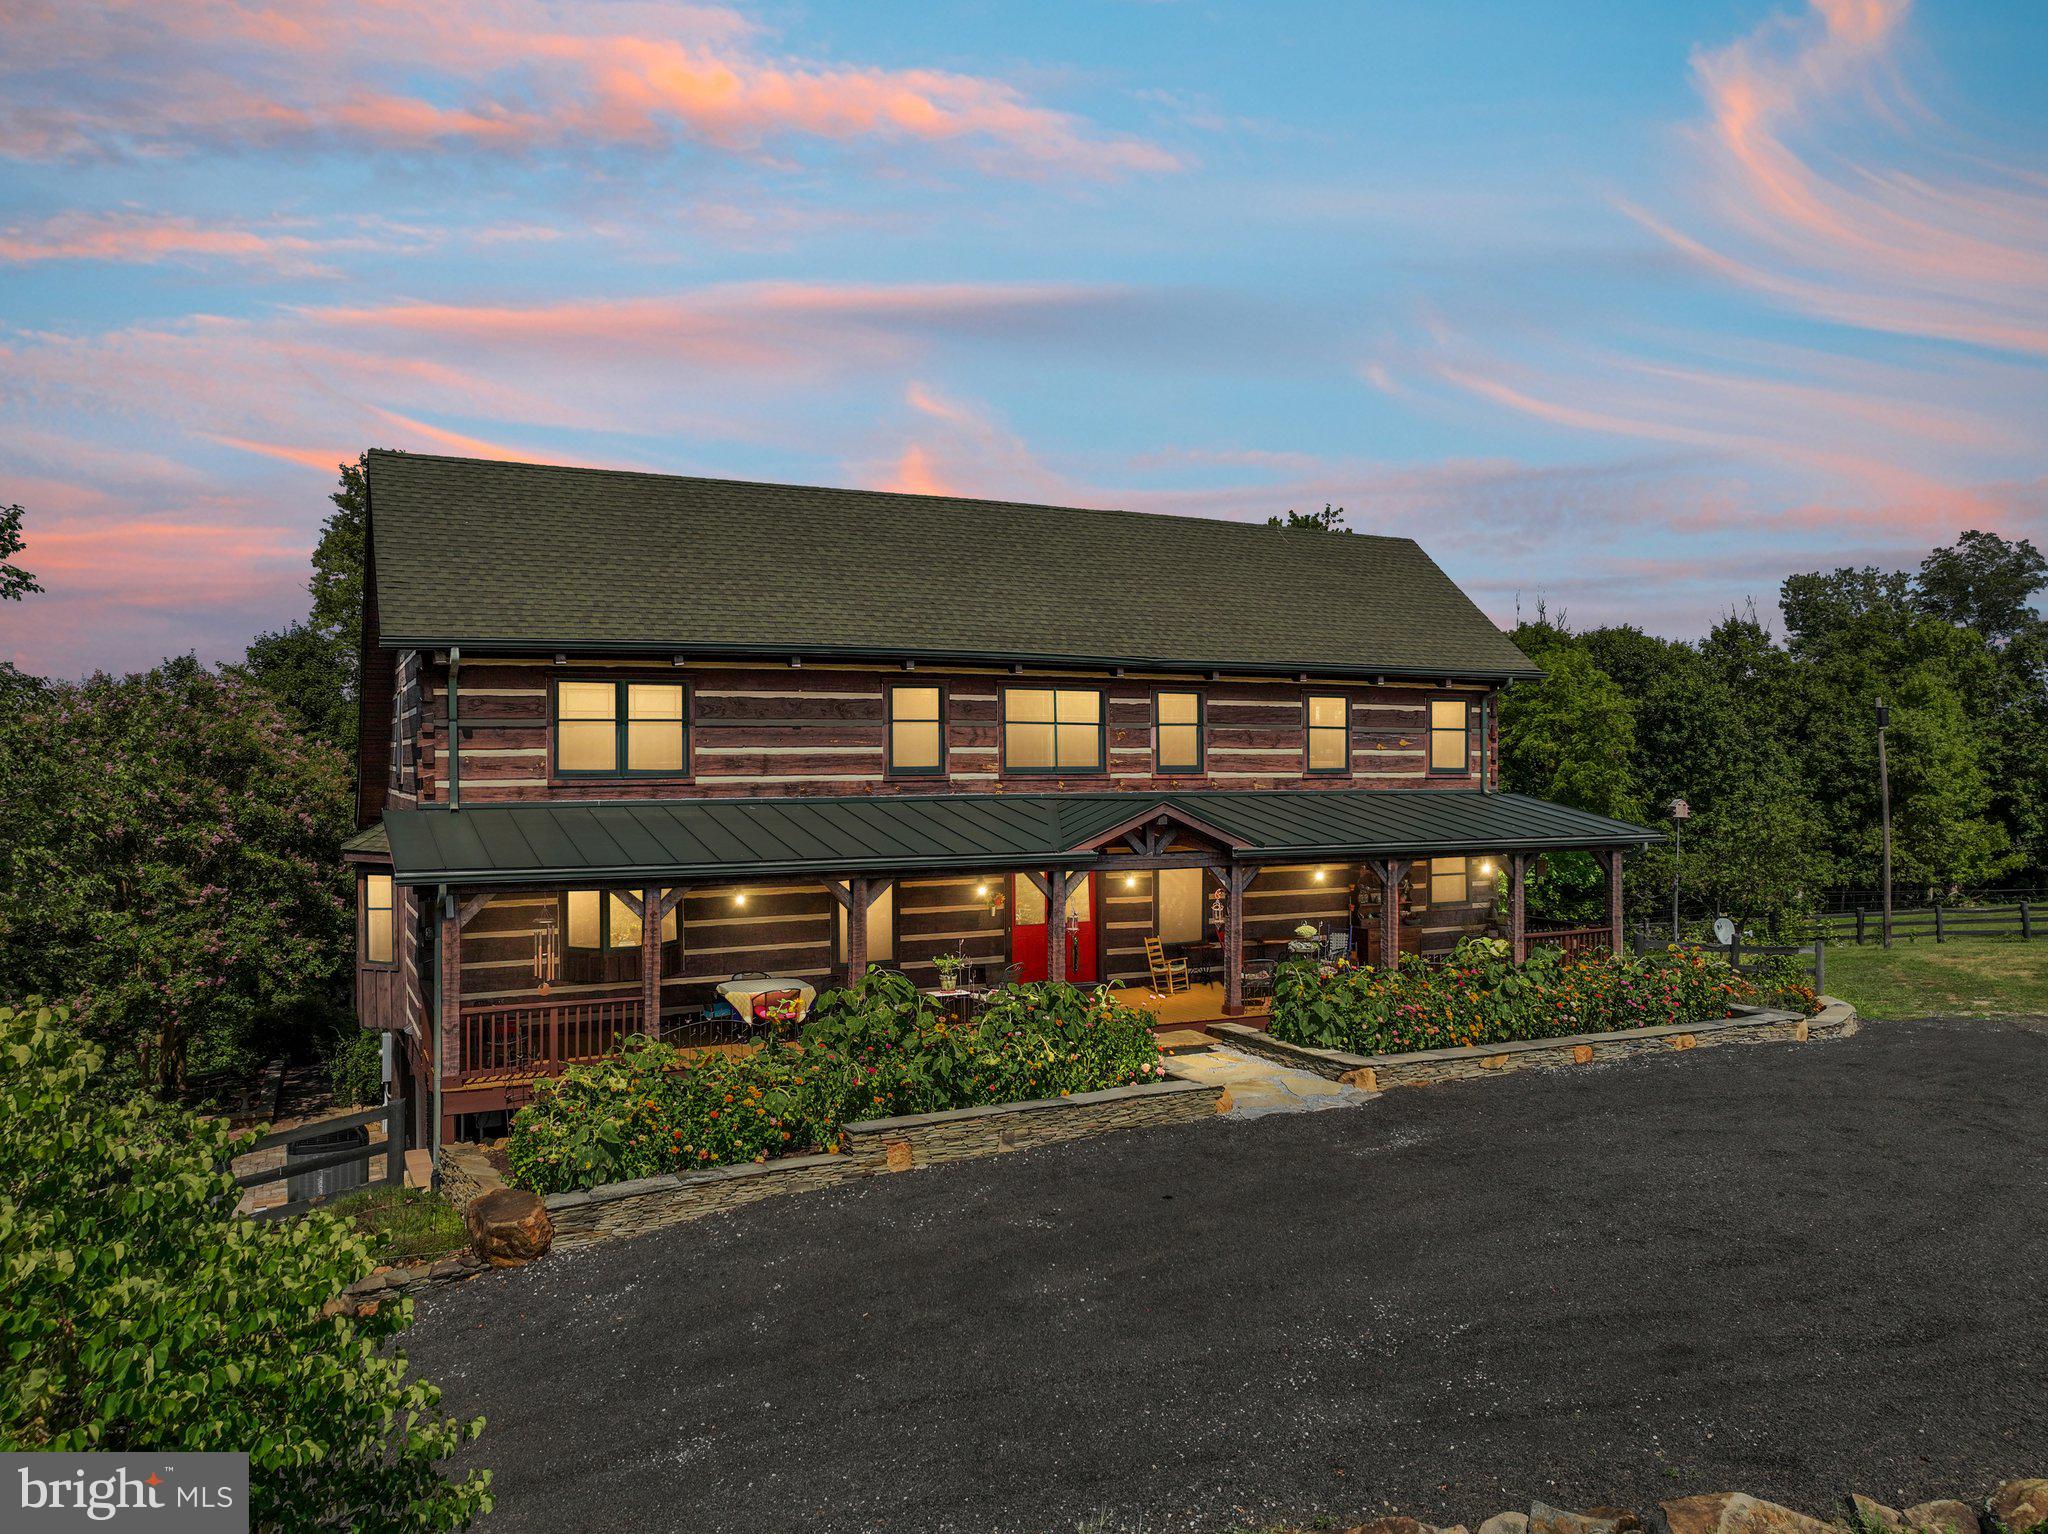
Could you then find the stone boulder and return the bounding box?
[1853,1495,1906,1532]
[465,1187,554,1267]
[1479,1513,1530,1534]
[1663,1494,1836,1534]
[1905,1501,1980,1534]
[1988,1482,2048,1534]
[1532,1503,1639,1534]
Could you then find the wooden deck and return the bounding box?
[1110,981,1268,1031]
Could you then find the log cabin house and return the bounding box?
[343,450,1655,1151]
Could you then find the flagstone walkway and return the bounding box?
[1164,1043,1373,1117]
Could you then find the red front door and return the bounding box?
[1010,872,1098,983]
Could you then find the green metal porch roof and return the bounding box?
[381,790,1655,886]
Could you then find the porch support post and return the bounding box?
[1507,853,1530,964]
[1047,868,1072,984]
[1371,859,1412,971]
[845,876,871,984]
[437,889,461,1150]
[640,884,663,1037]
[1221,864,1253,1015]
[1603,849,1626,956]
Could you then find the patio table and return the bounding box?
[717,975,818,1020]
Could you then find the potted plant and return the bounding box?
[1288,921,1322,959]
[933,951,967,990]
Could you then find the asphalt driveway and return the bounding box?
[406,1018,2048,1533]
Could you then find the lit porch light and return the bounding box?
[733,892,749,908]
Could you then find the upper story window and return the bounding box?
[888,684,945,776]
[1306,693,1350,774]
[1154,690,1203,774]
[362,873,395,966]
[1430,697,1470,774]
[1429,858,1468,905]
[556,680,687,777]
[1003,687,1103,774]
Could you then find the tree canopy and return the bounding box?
[0,500,41,603]
[1504,530,2045,932]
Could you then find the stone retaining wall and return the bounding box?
[544,1077,1223,1251]
[1215,997,1858,1090]
[345,1250,490,1304]
[435,1143,498,1211]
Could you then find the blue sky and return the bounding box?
[2,0,2044,675]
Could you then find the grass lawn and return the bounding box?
[1823,934,2048,1020]
[323,1185,468,1266]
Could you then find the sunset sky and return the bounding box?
[3,0,2045,676]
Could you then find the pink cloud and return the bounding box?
[1639,0,2048,357]
[0,0,1179,181]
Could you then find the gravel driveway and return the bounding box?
[405,1018,2048,1533]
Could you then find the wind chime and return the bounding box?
[532,909,560,994]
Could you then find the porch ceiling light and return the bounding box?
[1313,868,1327,882]
[1124,874,1139,889]
[975,884,989,897]
[733,892,748,908]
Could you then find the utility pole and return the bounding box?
[1669,797,1690,942]
[1877,698,1893,950]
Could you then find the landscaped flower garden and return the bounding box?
[505,971,1167,1194]
[1267,938,1820,1058]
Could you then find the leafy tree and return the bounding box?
[1496,636,1637,820]
[0,500,40,602]
[0,658,353,1095]
[245,455,367,755]
[1916,528,2048,647]
[1879,670,2017,894]
[0,1001,491,1530]
[1266,504,1348,532]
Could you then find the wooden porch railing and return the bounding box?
[455,997,644,1082]
[1524,924,1614,957]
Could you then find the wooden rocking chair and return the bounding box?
[1143,936,1190,996]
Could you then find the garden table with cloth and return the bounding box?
[716,976,817,1021]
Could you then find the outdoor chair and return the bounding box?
[990,962,1023,988]
[1143,936,1190,996]
[1240,960,1276,1004]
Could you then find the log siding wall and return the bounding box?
[400,658,1496,805]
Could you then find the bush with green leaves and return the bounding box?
[506,972,1166,1194]
[329,1028,385,1107]
[1267,942,1800,1056]
[0,1001,490,1532]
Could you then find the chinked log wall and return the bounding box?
[400,658,1497,804]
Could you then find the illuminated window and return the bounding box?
[888,685,944,775]
[1429,859,1468,905]
[363,873,394,965]
[1306,693,1349,773]
[1430,698,1470,774]
[565,890,676,951]
[1157,867,1204,944]
[1003,688,1103,773]
[556,680,687,776]
[1155,690,1203,773]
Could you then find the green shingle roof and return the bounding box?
[366,451,1539,680]
[380,791,1653,885]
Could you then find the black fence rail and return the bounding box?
[1634,927,1826,992]
[1820,903,2044,944]
[236,1097,406,1221]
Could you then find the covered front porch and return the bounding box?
[374,788,1654,1145]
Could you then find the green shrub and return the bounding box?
[328,1028,385,1107]
[506,974,1165,1194]
[0,1001,490,1531]
[505,1041,833,1194]
[325,1186,468,1267]
[1269,944,1778,1056]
